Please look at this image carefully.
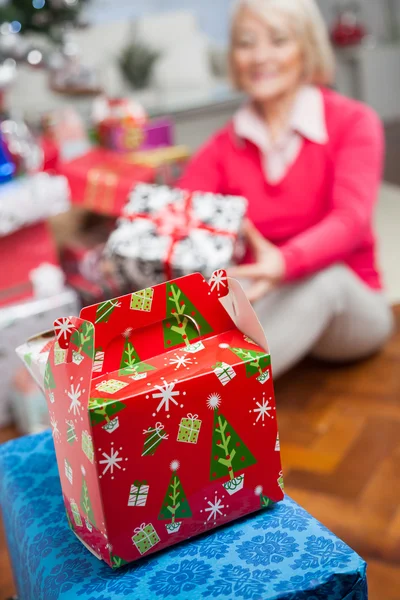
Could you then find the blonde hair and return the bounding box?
[230,0,335,87]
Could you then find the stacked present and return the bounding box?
[57,97,191,216]
[0,115,77,428]
[106,183,247,289]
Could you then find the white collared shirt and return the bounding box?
[233,86,329,184]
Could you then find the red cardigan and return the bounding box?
[178,88,384,290]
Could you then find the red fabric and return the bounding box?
[178,88,384,290]
[57,148,155,216]
[0,222,59,307]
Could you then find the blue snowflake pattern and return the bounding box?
[237,531,299,567]
[28,451,56,474]
[253,502,311,533]
[42,557,92,600]
[0,452,22,473]
[198,530,244,560]
[7,474,35,496]
[204,564,281,599]
[77,559,156,596]
[28,526,70,572]
[291,535,353,570]
[33,475,62,497]
[149,559,213,597]
[42,507,65,527]
[56,538,87,559]
[274,570,330,593]
[17,499,51,529]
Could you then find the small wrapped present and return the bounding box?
[177,413,202,444]
[128,481,149,507]
[70,499,83,527]
[82,430,94,463]
[130,288,154,312]
[57,148,155,216]
[132,145,190,186]
[213,362,237,386]
[132,523,160,555]
[106,183,247,289]
[65,458,73,484]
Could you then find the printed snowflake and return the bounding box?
[98,443,128,480]
[200,491,228,525]
[208,270,227,294]
[67,383,82,416]
[50,416,60,441]
[54,317,74,341]
[167,354,193,370]
[152,381,180,413]
[207,393,221,410]
[250,392,275,426]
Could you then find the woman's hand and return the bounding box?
[228,220,286,303]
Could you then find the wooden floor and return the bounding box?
[1,310,399,598]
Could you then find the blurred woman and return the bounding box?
[179,0,394,377]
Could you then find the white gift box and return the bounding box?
[0,289,79,427]
[0,172,70,238]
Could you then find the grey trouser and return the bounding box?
[250,265,395,378]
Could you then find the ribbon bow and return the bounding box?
[186,413,199,422]
[124,191,234,280]
[134,523,147,535]
[143,422,165,436]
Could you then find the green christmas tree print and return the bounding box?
[163,282,213,349]
[210,409,256,495]
[229,347,271,378]
[80,477,96,527]
[24,352,32,367]
[158,464,192,534]
[89,397,127,427]
[95,299,121,324]
[44,362,56,390]
[65,506,74,531]
[110,554,128,569]
[118,339,156,376]
[71,322,94,358]
[260,495,274,509]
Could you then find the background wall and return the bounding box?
[85,0,396,44]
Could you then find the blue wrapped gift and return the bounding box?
[0,431,367,600]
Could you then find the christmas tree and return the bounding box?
[44,362,56,390]
[210,405,256,495]
[71,322,93,358]
[118,339,156,376]
[163,282,213,349]
[0,0,90,39]
[229,347,270,378]
[158,464,192,533]
[89,397,126,428]
[80,477,95,527]
[95,299,121,324]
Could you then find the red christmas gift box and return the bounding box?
[107,183,247,290]
[57,149,155,216]
[22,269,283,568]
[0,222,61,308]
